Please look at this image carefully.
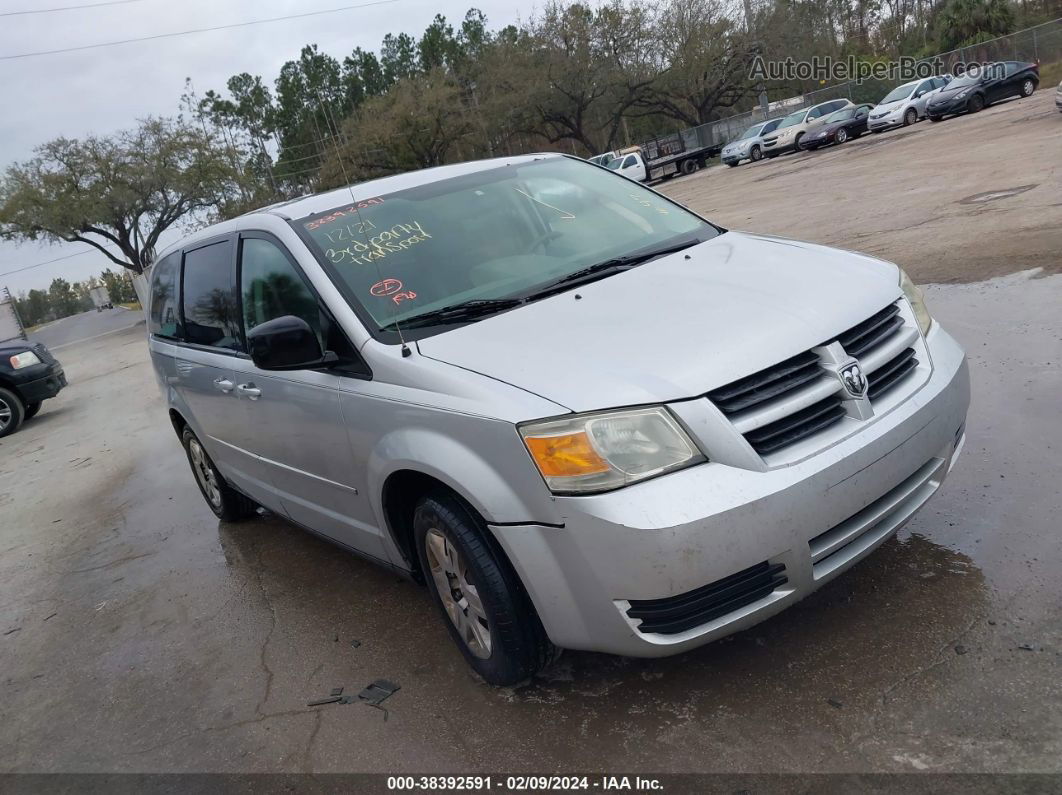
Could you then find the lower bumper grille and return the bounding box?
[626,561,788,635]
[810,457,945,579]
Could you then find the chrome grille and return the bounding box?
[706,301,924,460]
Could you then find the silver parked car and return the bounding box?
[149,155,969,685]
[720,117,785,166]
[1056,79,1062,112]
[761,99,855,156]
[869,76,950,132]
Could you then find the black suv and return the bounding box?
[0,340,66,437]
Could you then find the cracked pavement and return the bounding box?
[1,95,1061,773]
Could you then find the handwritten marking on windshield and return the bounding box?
[370,278,404,297]
[513,188,575,220]
[305,197,385,231]
[326,221,432,267]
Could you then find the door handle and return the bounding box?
[213,378,234,393]
[237,383,262,400]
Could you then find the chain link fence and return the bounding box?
[654,16,1062,155]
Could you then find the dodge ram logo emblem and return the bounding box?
[839,362,868,398]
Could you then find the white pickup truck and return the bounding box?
[89,286,113,312]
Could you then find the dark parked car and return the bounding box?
[926,61,1039,120]
[800,103,875,149]
[0,341,66,437]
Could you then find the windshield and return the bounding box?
[777,110,806,129]
[880,83,916,103]
[949,68,989,88]
[825,108,856,122]
[737,123,764,140]
[296,157,717,339]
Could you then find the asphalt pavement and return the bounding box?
[29,306,144,351]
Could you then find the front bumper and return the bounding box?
[927,97,967,117]
[721,152,746,165]
[762,138,797,155]
[19,363,67,403]
[1055,91,1062,112]
[493,323,969,656]
[868,113,903,130]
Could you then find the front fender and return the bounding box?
[366,420,563,531]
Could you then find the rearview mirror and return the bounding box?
[246,315,337,371]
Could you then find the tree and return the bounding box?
[100,268,136,304]
[933,0,1015,50]
[319,69,476,185]
[0,118,246,274]
[48,278,81,317]
[14,289,51,327]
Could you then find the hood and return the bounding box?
[873,100,905,114]
[417,232,901,413]
[933,83,971,99]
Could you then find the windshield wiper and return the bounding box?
[380,297,525,331]
[523,238,702,299]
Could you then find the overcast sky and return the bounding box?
[0,0,527,295]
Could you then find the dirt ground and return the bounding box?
[660,89,1062,283]
[1,90,1061,776]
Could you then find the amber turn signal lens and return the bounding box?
[524,432,610,477]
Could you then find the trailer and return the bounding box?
[592,127,725,184]
[89,285,113,312]
[0,287,26,343]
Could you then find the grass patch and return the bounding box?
[1037,60,1062,91]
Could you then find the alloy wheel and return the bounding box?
[0,396,10,431]
[836,128,847,143]
[425,527,492,659]
[188,438,222,508]
[1022,79,1034,97]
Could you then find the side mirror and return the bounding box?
[246,315,337,371]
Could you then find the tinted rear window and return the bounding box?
[181,240,239,349]
[148,252,181,338]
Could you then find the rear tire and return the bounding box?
[23,402,42,420]
[414,491,555,686]
[0,388,25,438]
[680,158,699,176]
[1020,78,1036,97]
[181,427,258,521]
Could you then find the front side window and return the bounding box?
[149,252,180,338]
[181,239,239,349]
[295,157,717,340]
[240,238,321,338]
[621,155,637,168]
[761,118,782,134]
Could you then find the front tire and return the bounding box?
[835,128,848,144]
[968,94,985,113]
[904,108,917,126]
[0,387,25,438]
[23,401,42,420]
[750,145,762,162]
[181,427,257,521]
[794,132,805,150]
[414,492,554,686]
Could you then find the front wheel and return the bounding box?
[904,108,917,126]
[794,132,805,150]
[750,146,762,162]
[414,492,555,685]
[968,94,985,113]
[835,128,848,144]
[0,388,25,438]
[181,427,257,521]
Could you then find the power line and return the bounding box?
[0,0,146,18]
[0,0,399,61]
[0,248,107,279]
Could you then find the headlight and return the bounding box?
[520,406,705,494]
[9,351,41,370]
[899,268,932,335]
[955,90,968,100]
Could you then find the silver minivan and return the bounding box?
[149,154,970,685]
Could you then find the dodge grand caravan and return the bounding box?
[148,154,969,685]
